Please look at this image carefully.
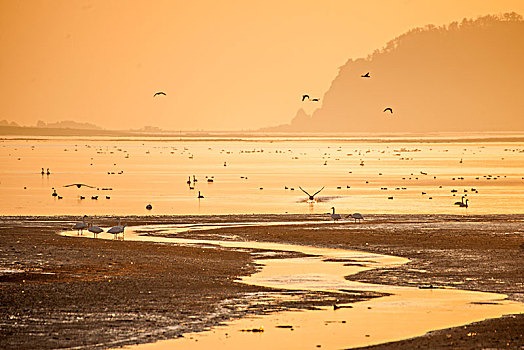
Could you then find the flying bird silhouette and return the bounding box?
[64,183,96,188]
[361,72,370,78]
[153,92,166,97]
[299,186,324,201]
[383,107,393,114]
[302,94,310,101]
[311,98,320,102]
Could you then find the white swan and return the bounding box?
[348,213,364,223]
[330,207,341,221]
[88,222,103,236]
[72,215,88,235]
[107,218,126,238]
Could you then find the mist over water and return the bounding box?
[1,135,523,216]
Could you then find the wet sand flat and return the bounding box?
[0,214,523,349]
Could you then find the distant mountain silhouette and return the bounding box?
[262,108,312,132]
[270,13,524,132]
[0,120,20,127]
[36,120,103,130]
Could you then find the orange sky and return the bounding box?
[1,0,524,131]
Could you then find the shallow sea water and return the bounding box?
[1,135,524,216]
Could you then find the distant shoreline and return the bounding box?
[2,127,524,143]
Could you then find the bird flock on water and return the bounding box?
[22,84,515,237]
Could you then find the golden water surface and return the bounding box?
[2,135,524,215]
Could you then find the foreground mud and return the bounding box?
[171,214,524,349]
[0,214,523,349]
[0,216,377,349]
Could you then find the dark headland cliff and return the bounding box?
[265,13,524,133]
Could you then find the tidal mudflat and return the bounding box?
[1,214,522,349]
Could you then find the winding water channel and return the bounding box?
[62,222,524,349]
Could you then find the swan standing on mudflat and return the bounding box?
[330,207,341,221]
[88,222,103,237]
[107,218,126,238]
[348,213,364,223]
[73,215,88,235]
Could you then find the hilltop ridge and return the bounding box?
[266,13,524,132]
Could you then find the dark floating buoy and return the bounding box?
[146,204,153,210]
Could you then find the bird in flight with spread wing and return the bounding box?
[299,186,325,201]
[64,183,96,189]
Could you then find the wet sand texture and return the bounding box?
[0,215,523,349]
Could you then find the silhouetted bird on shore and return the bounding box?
[64,183,96,188]
[330,207,341,221]
[88,223,103,236]
[73,215,88,235]
[383,107,393,114]
[108,218,126,238]
[153,92,166,97]
[302,94,310,101]
[361,72,370,78]
[348,213,364,223]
